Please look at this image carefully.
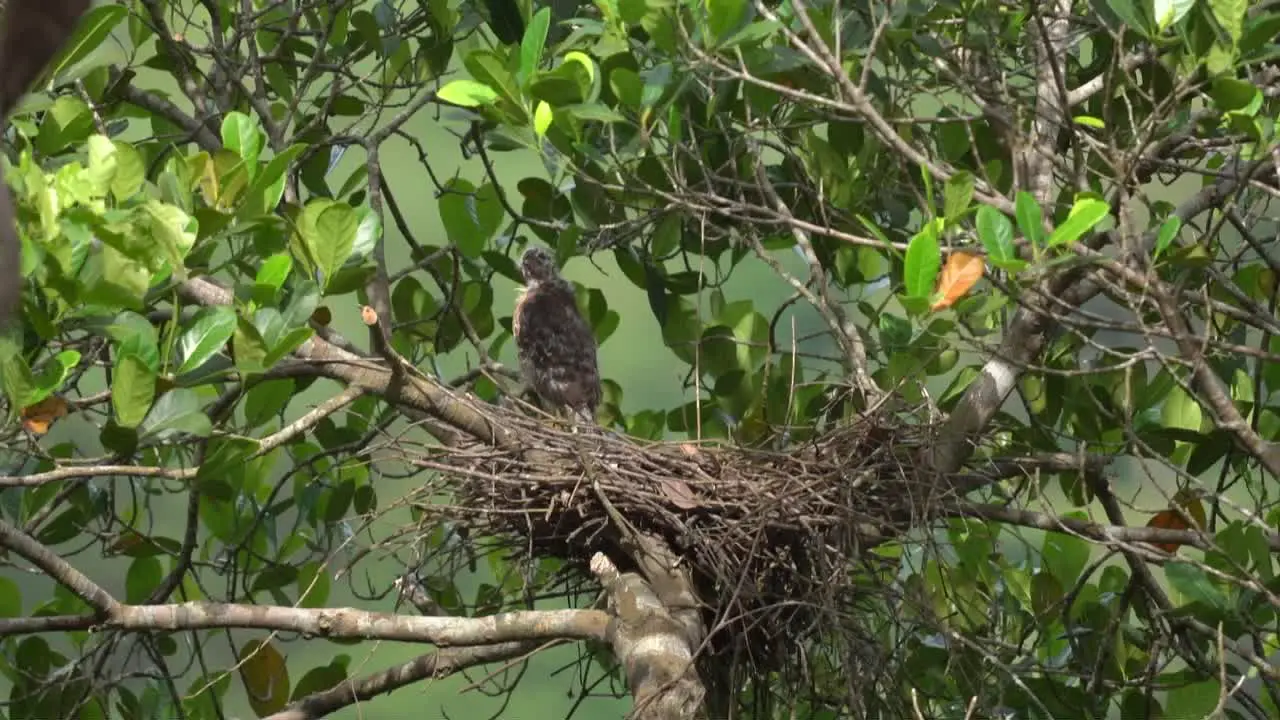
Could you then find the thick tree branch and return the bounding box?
[591,553,705,720]
[264,641,541,720]
[0,518,118,616]
[0,600,610,644]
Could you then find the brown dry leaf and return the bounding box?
[931,251,985,311]
[659,477,699,510]
[21,396,69,435]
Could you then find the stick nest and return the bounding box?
[409,400,951,680]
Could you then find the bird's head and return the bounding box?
[520,246,559,286]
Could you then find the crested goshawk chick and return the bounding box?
[513,247,601,425]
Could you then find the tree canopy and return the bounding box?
[1,0,1280,718]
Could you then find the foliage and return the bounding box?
[0,0,1279,718]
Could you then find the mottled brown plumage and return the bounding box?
[0,0,91,325]
[513,247,601,425]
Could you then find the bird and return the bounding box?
[512,246,601,426]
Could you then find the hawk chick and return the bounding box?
[513,247,601,425]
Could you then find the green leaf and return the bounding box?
[112,354,156,428]
[1153,0,1195,30]
[256,254,294,296]
[1154,215,1182,259]
[32,351,80,401]
[1209,77,1258,113]
[903,223,941,299]
[178,307,236,375]
[46,5,129,80]
[110,141,146,201]
[1072,115,1105,129]
[220,111,265,177]
[299,200,358,290]
[233,316,270,375]
[1211,0,1246,41]
[520,7,551,85]
[436,79,499,108]
[1014,191,1044,247]
[976,205,1021,270]
[1166,562,1231,611]
[1165,678,1222,720]
[439,178,494,257]
[707,0,750,44]
[0,577,21,617]
[1042,520,1091,586]
[1046,197,1110,247]
[125,556,163,604]
[244,379,295,429]
[139,388,212,440]
[942,171,974,223]
[1162,385,1202,432]
[1103,0,1152,35]
[243,144,306,217]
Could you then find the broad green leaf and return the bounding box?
[1162,385,1202,432]
[299,200,358,289]
[976,205,1021,270]
[244,379,295,429]
[1165,678,1222,720]
[143,201,197,276]
[439,178,493,257]
[178,307,236,375]
[520,7,551,85]
[32,351,81,401]
[903,224,941,299]
[233,316,270,375]
[0,577,21,617]
[1153,0,1195,30]
[0,352,38,410]
[1154,215,1182,259]
[46,5,129,79]
[86,135,118,199]
[220,112,265,177]
[1104,0,1152,34]
[256,254,294,295]
[1014,191,1043,247]
[942,172,974,224]
[1166,562,1231,611]
[436,79,499,107]
[243,144,306,218]
[111,141,146,200]
[139,388,212,439]
[1210,0,1246,43]
[1046,198,1110,247]
[1043,519,1091,586]
[707,0,750,44]
[125,556,163,604]
[112,354,156,428]
[1209,77,1258,113]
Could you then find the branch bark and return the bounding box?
[592,553,705,720]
